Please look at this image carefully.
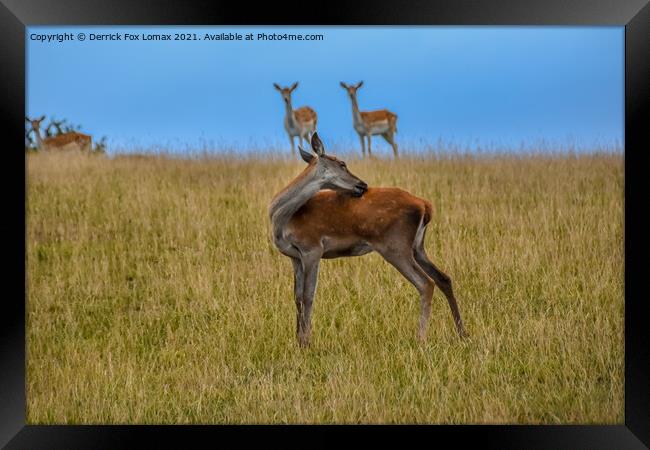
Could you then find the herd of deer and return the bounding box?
[25,115,92,153]
[274,81,399,158]
[26,80,391,157]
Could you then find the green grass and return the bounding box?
[27,150,623,424]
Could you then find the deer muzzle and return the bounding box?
[353,181,368,197]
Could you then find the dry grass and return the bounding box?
[26,149,623,424]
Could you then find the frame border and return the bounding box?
[2,1,648,448]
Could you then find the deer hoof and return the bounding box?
[297,333,311,348]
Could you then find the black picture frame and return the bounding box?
[2,0,648,448]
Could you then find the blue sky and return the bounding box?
[26,26,623,154]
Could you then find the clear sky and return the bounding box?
[26,26,623,155]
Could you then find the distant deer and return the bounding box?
[269,132,466,347]
[274,82,318,157]
[340,81,398,158]
[26,116,92,152]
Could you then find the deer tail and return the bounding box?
[412,200,432,252]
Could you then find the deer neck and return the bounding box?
[33,126,46,150]
[349,95,363,126]
[284,99,296,128]
[269,164,322,243]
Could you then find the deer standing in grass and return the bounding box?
[274,82,318,157]
[269,132,467,347]
[26,116,92,152]
[340,81,398,158]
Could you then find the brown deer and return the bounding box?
[274,82,318,157]
[340,81,398,158]
[26,116,92,152]
[269,132,467,347]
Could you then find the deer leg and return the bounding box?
[414,246,468,338]
[297,253,321,347]
[378,248,435,341]
[382,132,399,159]
[358,133,366,157]
[291,257,305,337]
[367,134,373,157]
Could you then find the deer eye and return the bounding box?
[339,162,347,169]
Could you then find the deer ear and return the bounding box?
[39,115,46,121]
[340,81,348,89]
[310,132,324,156]
[25,117,30,122]
[298,145,314,164]
[273,83,282,91]
[356,81,364,89]
[290,82,298,91]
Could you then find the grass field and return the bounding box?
[26,149,624,424]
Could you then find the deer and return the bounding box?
[273,82,318,157]
[269,132,467,348]
[340,81,398,158]
[26,116,92,152]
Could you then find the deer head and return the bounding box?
[340,81,364,100]
[25,115,46,133]
[299,132,368,197]
[274,82,299,106]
